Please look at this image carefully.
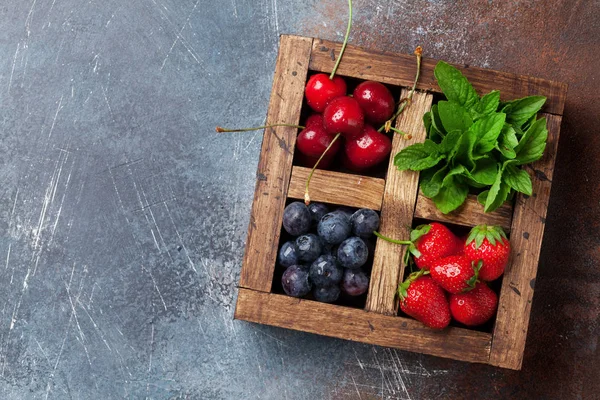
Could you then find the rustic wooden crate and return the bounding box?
[234,35,567,370]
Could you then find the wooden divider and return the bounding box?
[489,114,562,370]
[365,90,433,315]
[238,35,313,292]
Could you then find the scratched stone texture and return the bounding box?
[0,0,598,399]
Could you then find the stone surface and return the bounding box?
[0,0,597,399]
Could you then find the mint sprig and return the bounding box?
[394,61,547,214]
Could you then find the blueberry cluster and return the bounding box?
[278,202,380,303]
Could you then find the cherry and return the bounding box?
[353,81,395,124]
[344,124,392,171]
[305,113,324,128]
[296,121,341,161]
[305,74,347,113]
[323,96,365,138]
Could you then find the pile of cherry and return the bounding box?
[296,74,395,171]
[401,222,511,329]
[277,201,380,304]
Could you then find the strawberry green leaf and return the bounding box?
[434,61,479,109]
[437,101,473,133]
[503,164,533,196]
[501,95,547,128]
[410,224,432,242]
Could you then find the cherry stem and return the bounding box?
[373,231,412,245]
[329,0,352,80]
[304,132,341,205]
[216,124,304,133]
[377,46,423,133]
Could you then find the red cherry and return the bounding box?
[353,81,395,124]
[344,125,392,171]
[323,96,365,139]
[305,74,347,113]
[296,123,341,160]
[305,114,324,128]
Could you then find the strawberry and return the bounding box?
[398,271,451,329]
[449,282,498,326]
[430,255,482,294]
[409,223,463,270]
[464,225,511,281]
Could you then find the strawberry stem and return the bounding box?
[373,231,412,245]
[304,133,341,205]
[329,0,353,80]
[216,124,305,133]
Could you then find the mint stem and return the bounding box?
[329,0,352,80]
[304,133,341,205]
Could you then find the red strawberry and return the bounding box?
[430,255,482,294]
[449,282,498,326]
[398,271,451,329]
[464,225,511,281]
[410,223,463,270]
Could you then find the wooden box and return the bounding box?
[234,35,567,370]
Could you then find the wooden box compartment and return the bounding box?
[234,35,567,370]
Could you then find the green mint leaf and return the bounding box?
[423,139,439,154]
[434,61,479,110]
[437,101,473,133]
[394,143,445,171]
[497,124,518,159]
[440,130,463,157]
[504,164,533,195]
[430,104,446,137]
[501,95,547,128]
[469,157,498,186]
[454,124,478,169]
[421,164,448,198]
[473,113,506,155]
[432,175,469,214]
[472,90,501,118]
[484,164,511,213]
[515,117,548,165]
[423,111,432,134]
[477,190,489,205]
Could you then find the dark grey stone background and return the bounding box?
[0,0,598,399]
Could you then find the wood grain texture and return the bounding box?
[309,39,567,116]
[288,166,386,210]
[489,114,562,370]
[365,90,433,315]
[235,288,492,364]
[415,193,513,232]
[239,35,313,292]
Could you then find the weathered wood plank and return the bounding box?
[489,114,562,370]
[287,166,386,210]
[235,288,492,364]
[309,39,567,116]
[365,90,432,315]
[415,193,513,232]
[239,35,313,292]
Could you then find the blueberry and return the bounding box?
[281,265,312,297]
[331,206,354,222]
[317,213,351,245]
[341,269,369,296]
[282,202,311,236]
[295,233,322,263]
[350,209,380,238]
[322,243,339,258]
[312,285,340,303]
[337,237,368,269]
[307,202,329,227]
[309,255,343,287]
[278,241,298,268]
